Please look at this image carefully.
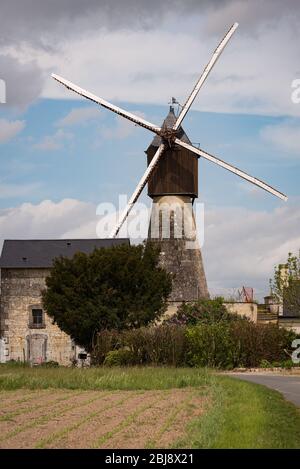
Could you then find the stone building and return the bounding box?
[0,239,129,365]
[146,107,209,317]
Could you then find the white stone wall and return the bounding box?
[224,302,258,323]
[0,268,74,366]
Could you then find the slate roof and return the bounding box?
[146,107,192,149]
[0,239,130,268]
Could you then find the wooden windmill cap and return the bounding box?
[146,107,191,150]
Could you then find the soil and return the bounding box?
[0,388,208,449]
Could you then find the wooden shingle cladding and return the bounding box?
[146,107,198,198]
[146,143,198,198]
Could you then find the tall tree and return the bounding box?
[42,243,172,351]
[270,251,300,317]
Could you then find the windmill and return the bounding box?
[52,22,287,305]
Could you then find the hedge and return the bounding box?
[92,322,297,369]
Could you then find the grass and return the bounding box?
[0,364,211,390]
[1,364,300,448]
[174,375,300,449]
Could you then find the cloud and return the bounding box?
[1,1,299,48]
[0,118,25,143]
[0,182,41,199]
[1,196,299,301]
[0,1,224,48]
[33,128,73,151]
[56,106,102,127]
[0,199,96,252]
[101,112,145,140]
[40,20,300,117]
[260,121,300,156]
[203,0,300,35]
[203,202,300,299]
[0,54,44,109]
[1,1,300,115]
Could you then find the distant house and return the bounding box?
[0,239,129,365]
[283,280,300,317]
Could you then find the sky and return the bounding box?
[1,0,300,300]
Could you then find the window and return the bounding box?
[29,309,45,329]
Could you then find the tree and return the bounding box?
[270,251,300,317]
[164,297,247,326]
[42,243,172,351]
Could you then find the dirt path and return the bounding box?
[0,388,208,449]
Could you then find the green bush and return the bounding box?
[165,297,246,326]
[259,359,271,368]
[123,325,187,366]
[186,322,297,369]
[185,322,234,368]
[91,329,121,364]
[103,349,137,366]
[93,321,297,369]
[281,359,294,369]
[94,325,187,366]
[40,360,59,368]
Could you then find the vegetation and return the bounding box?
[93,325,187,366]
[92,322,297,369]
[164,297,244,325]
[42,243,172,351]
[0,365,210,391]
[175,375,300,449]
[270,250,300,316]
[1,365,300,448]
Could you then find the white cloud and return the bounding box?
[0,199,96,251]
[0,118,25,143]
[0,182,41,199]
[0,54,44,109]
[1,197,300,301]
[33,128,73,151]
[101,112,146,140]
[1,1,300,116]
[203,203,300,299]
[56,106,102,127]
[260,121,300,156]
[37,21,300,117]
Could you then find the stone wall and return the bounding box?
[279,317,300,335]
[148,195,209,302]
[224,302,258,323]
[0,268,74,365]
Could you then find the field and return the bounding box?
[1,365,300,449]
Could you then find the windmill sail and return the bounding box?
[175,138,288,201]
[174,22,239,130]
[52,74,161,134]
[111,143,166,238]
[52,21,287,239]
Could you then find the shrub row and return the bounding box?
[92,321,298,369]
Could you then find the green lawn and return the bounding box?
[0,364,299,449]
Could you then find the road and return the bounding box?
[229,373,300,407]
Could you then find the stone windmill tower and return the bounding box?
[145,104,209,304]
[52,22,287,305]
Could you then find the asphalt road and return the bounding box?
[230,373,300,407]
